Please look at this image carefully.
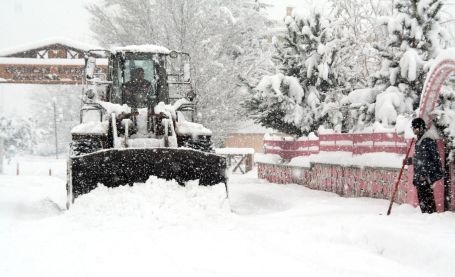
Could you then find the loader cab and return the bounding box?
[84,46,196,118]
[109,52,169,108]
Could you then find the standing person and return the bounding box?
[406,118,444,213]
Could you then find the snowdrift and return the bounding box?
[67,177,231,225]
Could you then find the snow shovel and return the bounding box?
[386,138,414,216]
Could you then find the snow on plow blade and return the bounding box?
[68,148,227,201]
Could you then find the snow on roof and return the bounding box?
[288,151,405,169]
[0,37,102,57]
[110,44,171,55]
[0,57,108,65]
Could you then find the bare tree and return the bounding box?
[87,0,273,145]
[328,0,392,89]
[29,85,81,155]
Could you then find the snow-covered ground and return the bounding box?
[1,155,455,277]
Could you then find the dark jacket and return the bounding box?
[413,131,444,186]
[123,79,152,109]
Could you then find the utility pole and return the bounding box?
[0,85,3,173]
[53,98,58,159]
[0,137,4,174]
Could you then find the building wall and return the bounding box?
[0,63,88,84]
[0,42,105,84]
[225,133,265,153]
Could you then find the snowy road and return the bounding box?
[1,157,455,277]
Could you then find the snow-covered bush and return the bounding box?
[340,88,379,131]
[0,116,41,172]
[374,86,410,127]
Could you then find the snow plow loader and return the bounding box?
[67,45,227,208]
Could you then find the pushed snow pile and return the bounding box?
[67,177,230,225]
[0,198,63,220]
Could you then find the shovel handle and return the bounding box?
[387,138,415,216]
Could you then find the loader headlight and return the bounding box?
[80,103,105,123]
[82,109,103,123]
[186,90,196,101]
[86,89,95,100]
[169,51,178,59]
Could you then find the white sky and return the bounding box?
[0,0,317,50]
[0,0,92,49]
[0,0,455,50]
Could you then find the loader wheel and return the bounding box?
[182,136,213,152]
[71,138,102,156]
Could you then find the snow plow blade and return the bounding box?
[68,148,227,202]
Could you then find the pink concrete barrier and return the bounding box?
[260,134,454,212]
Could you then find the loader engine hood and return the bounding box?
[175,121,212,136]
[110,45,171,55]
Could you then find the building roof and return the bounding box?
[0,37,101,57]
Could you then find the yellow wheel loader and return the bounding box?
[66,45,227,209]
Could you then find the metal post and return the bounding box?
[0,138,3,174]
[53,99,58,159]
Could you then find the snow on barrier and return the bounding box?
[258,132,455,212]
[264,132,408,159]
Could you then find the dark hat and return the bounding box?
[411,117,426,130]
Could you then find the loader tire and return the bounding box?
[66,181,74,210]
[66,154,74,210]
[182,136,213,152]
[71,138,102,156]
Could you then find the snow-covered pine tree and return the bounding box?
[244,10,347,135]
[244,73,307,136]
[370,0,447,126]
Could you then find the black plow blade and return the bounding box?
[68,148,227,204]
